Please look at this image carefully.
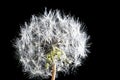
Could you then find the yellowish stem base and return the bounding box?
[51,63,56,80]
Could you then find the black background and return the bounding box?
[1,0,118,80]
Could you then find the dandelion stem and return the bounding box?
[51,63,56,80]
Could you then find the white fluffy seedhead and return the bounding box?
[15,9,90,79]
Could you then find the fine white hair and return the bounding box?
[15,9,90,79]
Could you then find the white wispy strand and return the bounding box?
[15,9,90,79]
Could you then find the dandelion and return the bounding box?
[15,9,90,80]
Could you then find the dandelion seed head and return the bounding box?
[15,9,90,79]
